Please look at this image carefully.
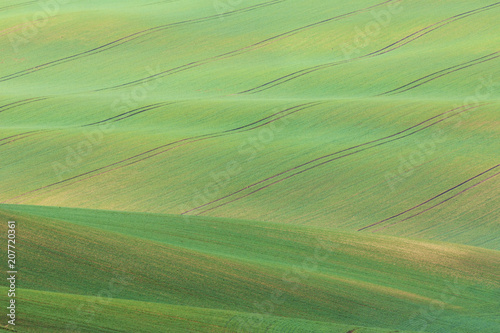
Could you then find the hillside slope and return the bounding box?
[1,0,499,245]
[1,0,499,332]
[0,205,499,332]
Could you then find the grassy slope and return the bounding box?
[0,205,499,332]
[1,287,424,333]
[0,0,499,249]
[1,0,499,332]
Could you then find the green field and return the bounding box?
[1,0,499,332]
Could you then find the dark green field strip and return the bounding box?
[0,0,288,84]
[4,287,423,333]
[0,209,442,329]
[1,0,498,332]
[1,206,499,332]
[3,102,322,204]
[358,164,500,232]
[238,2,500,94]
[96,0,397,92]
[182,104,484,215]
[379,52,500,96]
[3,203,499,285]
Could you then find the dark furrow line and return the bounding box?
[194,108,475,216]
[0,0,286,83]
[238,2,500,94]
[96,0,396,92]
[379,52,500,95]
[373,170,500,232]
[182,104,482,214]
[358,164,500,231]
[5,102,319,203]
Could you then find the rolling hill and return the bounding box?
[0,0,498,332]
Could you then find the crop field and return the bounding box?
[0,0,499,332]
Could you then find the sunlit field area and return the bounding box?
[0,0,499,332]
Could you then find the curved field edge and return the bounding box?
[0,205,499,332]
[0,287,425,333]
